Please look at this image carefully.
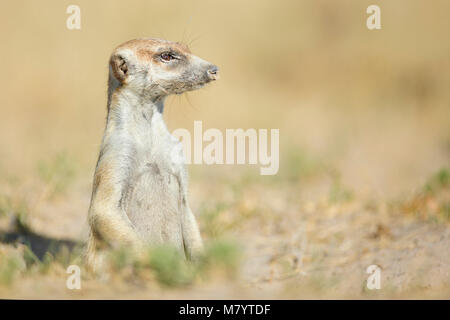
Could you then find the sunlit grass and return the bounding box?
[400,167,450,223]
[0,249,25,286]
[37,151,77,198]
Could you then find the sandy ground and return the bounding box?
[0,0,449,299]
[0,104,448,299]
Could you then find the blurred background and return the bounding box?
[0,0,448,298]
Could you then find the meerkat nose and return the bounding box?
[206,65,219,80]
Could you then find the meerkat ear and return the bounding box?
[110,54,129,83]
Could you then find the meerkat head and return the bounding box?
[108,38,219,100]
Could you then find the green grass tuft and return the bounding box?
[146,245,195,287]
[424,168,449,194]
[199,202,231,238]
[37,151,77,197]
[328,171,353,203]
[108,246,137,272]
[0,253,25,286]
[199,239,241,278]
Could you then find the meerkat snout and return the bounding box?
[206,65,219,80]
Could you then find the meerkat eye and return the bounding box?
[160,52,176,62]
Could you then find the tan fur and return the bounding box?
[85,38,218,272]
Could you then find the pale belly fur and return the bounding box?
[122,161,184,251]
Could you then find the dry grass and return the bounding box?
[0,0,449,299]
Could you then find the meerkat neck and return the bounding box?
[104,89,168,138]
[153,98,165,114]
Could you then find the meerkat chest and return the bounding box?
[124,117,187,244]
[131,112,187,182]
[148,120,185,175]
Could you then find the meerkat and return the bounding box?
[85,38,219,271]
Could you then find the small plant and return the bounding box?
[55,244,82,267]
[279,148,324,183]
[441,201,450,220]
[146,245,195,287]
[0,252,26,286]
[199,202,230,238]
[109,246,137,272]
[22,244,40,268]
[39,252,55,274]
[0,194,32,234]
[423,168,449,195]
[103,240,242,287]
[400,167,450,223]
[328,170,353,203]
[37,151,77,197]
[0,195,6,217]
[199,239,241,278]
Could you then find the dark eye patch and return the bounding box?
[159,49,183,63]
[160,52,174,61]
